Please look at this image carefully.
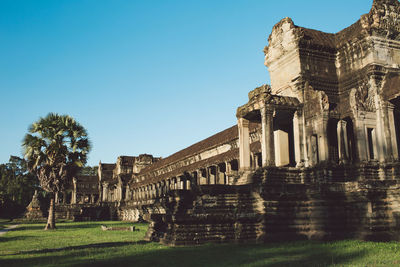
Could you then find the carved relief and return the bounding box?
[248,84,271,102]
[264,17,304,65]
[360,0,400,39]
[349,81,376,112]
[320,91,330,111]
[304,82,330,117]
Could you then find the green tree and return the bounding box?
[22,113,91,230]
[0,156,38,218]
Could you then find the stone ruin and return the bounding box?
[56,0,400,244]
[25,190,45,221]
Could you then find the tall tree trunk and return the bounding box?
[45,193,56,230]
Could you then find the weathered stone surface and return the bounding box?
[24,190,45,221]
[57,0,400,245]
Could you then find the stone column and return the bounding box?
[316,115,329,162]
[380,103,399,161]
[376,105,387,162]
[225,161,231,174]
[261,106,275,167]
[388,105,399,160]
[207,166,216,185]
[354,114,368,161]
[102,182,109,202]
[293,110,306,167]
[337,120,349,163]
[238,117,251,170]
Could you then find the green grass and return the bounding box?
[1,221,400,267]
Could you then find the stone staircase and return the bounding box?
[154,186,264,246]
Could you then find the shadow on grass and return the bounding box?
[85,242,369,267]
[0,241,370,267]
[5,240,149,255]
[5,240,149,256]
[16,222,102,231]
[0,235,33,243]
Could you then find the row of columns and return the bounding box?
[126,160,239,202]
[238,105,399,170]
[55,191,98,204]
[238,105,293,170]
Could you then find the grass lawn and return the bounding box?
[1,221,400,266]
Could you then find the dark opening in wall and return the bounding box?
[344,117,356,162]
[230,159,239,171]
[256,152,262,167]
[273,110,296,167]
[367,128,375,160]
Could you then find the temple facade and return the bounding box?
[56,0,400,245]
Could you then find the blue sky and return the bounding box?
[0,0,373,166]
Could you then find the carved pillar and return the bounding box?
[238,117,251,170]
[375,103,387,162]
[261,106,275,167]
[216,165,221,184]
[316,114,329,162]
[388,105,399,160]
[337,120,349,163]
[207,166,216,185]
[353,114,369,161]
[293,109,305,167]
[102,182,109,202]
[217,163,227,184]
[379,103,399,161]
[225,161,231,174]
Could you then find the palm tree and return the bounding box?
[22,113,91,230]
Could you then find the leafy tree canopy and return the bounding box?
[0,156,39,218]
[22,113,91,193]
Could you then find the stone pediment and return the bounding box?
[237,85,300,119]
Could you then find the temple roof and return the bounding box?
[266,0,400,54]
[136,123,260,177]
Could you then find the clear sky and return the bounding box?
[0,0,373,166]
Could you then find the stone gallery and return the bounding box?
[55,0,400,245]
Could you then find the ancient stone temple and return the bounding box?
[57,0,400,244]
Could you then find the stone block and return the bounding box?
[274,130,290,167]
